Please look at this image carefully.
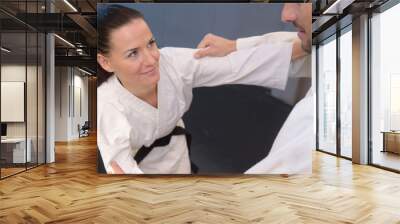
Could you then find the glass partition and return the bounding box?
[1,27,28,178]
[0,0,46,179]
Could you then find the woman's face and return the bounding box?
[99,18,160,90]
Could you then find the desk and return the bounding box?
[1,138,31,163]
[382,131,400,155]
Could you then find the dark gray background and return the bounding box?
[99,3,296,47]
[98,3,297,173]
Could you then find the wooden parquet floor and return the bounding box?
[0,167,26,178]
[1,134,400,224]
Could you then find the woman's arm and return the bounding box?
[97,103,143,174]
[110,161,124,174]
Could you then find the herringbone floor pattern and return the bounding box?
[1,134,400,223]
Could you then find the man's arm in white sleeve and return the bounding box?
[162,42,292,90]
[237,32,311,78]
[236,32,299,50]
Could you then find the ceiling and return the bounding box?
[1,0,395,73]
[0,0,99,72]
[312,0,391,44]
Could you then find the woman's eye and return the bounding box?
[127,51,138,58]
[148,39,156,47]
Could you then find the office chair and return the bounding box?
[79,121,90,138]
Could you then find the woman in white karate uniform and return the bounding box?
[97,5,304,174]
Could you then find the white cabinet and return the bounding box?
[1,138,32,163]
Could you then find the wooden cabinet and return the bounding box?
[382,131,400,154]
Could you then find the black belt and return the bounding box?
[97,126,198,174]
[135,126,198,174]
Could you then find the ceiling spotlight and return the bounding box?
[63,0,78,12]
[323,0,354,15]
[54,34,75,48]
[1,47,11,53]
[78,67,93,76]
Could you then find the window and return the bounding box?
[370,2,400,171]
[339,27,352,158]
[317,36,337,155]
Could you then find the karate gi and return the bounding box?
[97,38,293,174]
[237,32,314,174]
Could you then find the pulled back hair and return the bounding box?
[97,5,144,87]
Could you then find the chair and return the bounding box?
[78,121,90,138]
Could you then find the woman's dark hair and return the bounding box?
[97,5,144,87]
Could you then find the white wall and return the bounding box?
[1,63,45,164]
[71,71,89,139]
[1,65,38,138]
[54,66,69,141]
[1,65,25,131]
[54,67,89,141]
[1,65,26,143]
